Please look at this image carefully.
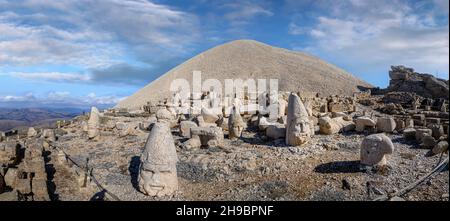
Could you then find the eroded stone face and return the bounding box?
[360,133,394,167]
[138,122,178,197]
[286,93,312,146]
[228,106,246,140]
[138,164,178,197]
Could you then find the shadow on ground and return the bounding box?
[128,156,141,191]
[314,160,362,174]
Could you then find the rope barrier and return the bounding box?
[373,156,449,201]
[49,141,122,201]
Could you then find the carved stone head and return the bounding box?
[138,122,178,197]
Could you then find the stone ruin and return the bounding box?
[1,138,51,201]
[383,65,449,99]
[1,65,448,201]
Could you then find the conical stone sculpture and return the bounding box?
[286,93,312,146]
[228,106,246,140]
[87,107,100,139]
[138,122,178,197]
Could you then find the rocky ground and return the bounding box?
[47,115,448,201]
[1,65,448,201]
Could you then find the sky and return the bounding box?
[0,0,448,109]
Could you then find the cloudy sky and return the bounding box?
[0,0,448,109]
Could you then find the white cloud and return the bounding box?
[0,92,36,102]
[289,0,449,82]
[11,72,91,82]
[223,1,273,23]
[0,91,125,108]
[0,0,199,69]
[288,22,306,35]
[82,92,125,105]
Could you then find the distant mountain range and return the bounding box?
[0,107,86,131]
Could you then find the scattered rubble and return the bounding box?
[1,65,448,201]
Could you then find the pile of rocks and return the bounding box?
[0,137,51,201]
[386,65,449,99]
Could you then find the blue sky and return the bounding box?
[0,0,448,108]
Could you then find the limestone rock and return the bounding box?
[115,122,128,130]
[278,98,288,118]
[27,127,38,138]
[197,116,217,128]
[430,124,444,140]
[0,190,19,201]
[387,65,449,99]
[403,128,416,140]
[201,107,219,124]
[432,141,448,155]
[258,116,276,131]
[376,117,396,133]
[286,93,313,146]
[4,168,17,187]
[139,116,158,131]
[15,177,32,195]
[266,124,286,139]
[118,122,139,137]
[360,133,394,167]
[81,121,88,132]
[32,178,50,201]
[219,117,229,131]
[415,128,432,142]
[0,141,19,165]
[42,129,56,142]
[180,121,198,138]
[394,118,406,131]
[421,134,437,148]
[319,116,355,135]
[182,136,202,150]
[355,117,376,132]
[190,127,224,148]
[24,138,44,160]
[156,108,174,122]
[138,122,178,197]
[405,118,414,128]
[332,112,348,119]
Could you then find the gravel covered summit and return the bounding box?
[116,40,372,110]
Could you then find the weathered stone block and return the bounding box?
[180,121,198,138]
[376,117,396,133]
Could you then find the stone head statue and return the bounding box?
[360,133,394,167]
[286,93,312,146]
[138,122,178,197]
[228,106,246,140]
